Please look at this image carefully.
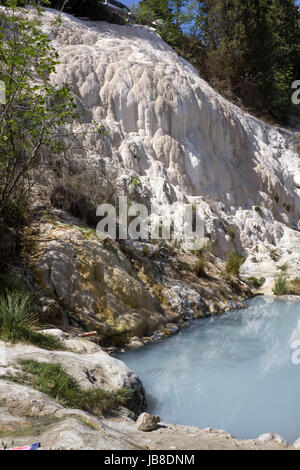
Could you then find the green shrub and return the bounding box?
[0,289,35,338]
[272,276,287,295]
[225,252,245,276]
[130,176,141,187]
[248,276,265,288]
[278,262,289,273]
[0,4,77,218]
[274,193,280,204]
[0,289,62,350]
[142,246,150,257]
[7,359,133,417]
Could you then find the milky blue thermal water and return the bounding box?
[120,297,300,443]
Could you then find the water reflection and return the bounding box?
[119,297,300,443]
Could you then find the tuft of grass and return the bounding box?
[142,245,150,257]
[225,224,236,240]
[274,193,280,204]
[6,359,133,417]
[0,289,36,335]
[130,175,141,187]
[278,262,289,273]
[192,242,212,277]
[248,276,265,288]
[225,251,245,277]
[272,276,287,295]
[0,289,63,350]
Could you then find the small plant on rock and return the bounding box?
[225,225,236,240]
[142,245,150,257]
[278,262,289,273]
[130,176,141,187]
[272,275,287,295]
[225,251,245,277]
[0,289,63,350]
[248,276,265,288]
[5,359,134,417]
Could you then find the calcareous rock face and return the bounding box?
[1,8,300,452]
[38,9,300,275]
[12,7,298,337]
[23,211,165,339]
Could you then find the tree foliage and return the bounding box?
[198,0,300,121]
[0,0,77,219]
[136,0,300,122]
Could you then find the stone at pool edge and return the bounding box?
[257,432,288,446]
[293,438,300,449]
[123,302,247,351]
[136,412,160,432]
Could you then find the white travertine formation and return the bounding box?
[41,9,300,277]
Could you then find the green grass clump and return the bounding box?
[278,262,289,273]
[7,359,133,417]
[248,276,265,288]
[272,276,287,295]
[0,290,63,350]
[225,252,245,277]
[225,225,236,240]
[142,245,150,257]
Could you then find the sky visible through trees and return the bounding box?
[122,0,300,10]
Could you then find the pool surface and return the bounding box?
[120,297,300,443]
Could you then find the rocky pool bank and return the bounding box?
[1,322,300,451]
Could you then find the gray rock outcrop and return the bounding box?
[0,338,146,414]
[136,412,160,432]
